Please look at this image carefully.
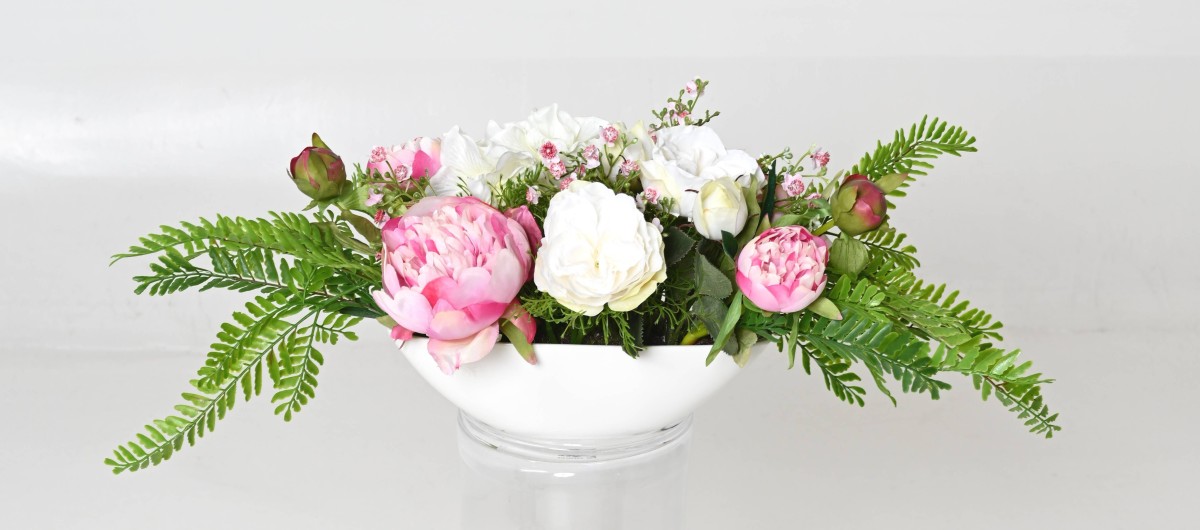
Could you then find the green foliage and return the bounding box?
[850,116,977,197]
[105,210,375,474]
[113,211,378,277]
[105,290,362,474]
[857,260,1060,437]
[857,227,920,271]
[797,340,866,406]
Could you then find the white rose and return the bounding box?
[691,177,749,240]
[428,127,524,201]
[638,125,762,217]
[534,181,667,316]
[486,104,609,173]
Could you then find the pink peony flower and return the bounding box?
[373,196,536,374]
[735,226,829,313]
[367,137,442,187]
[505,205,543,251]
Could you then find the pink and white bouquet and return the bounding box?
[105,79,1057,473]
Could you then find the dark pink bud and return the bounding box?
[287,133,347,200]
[832,174,887,236]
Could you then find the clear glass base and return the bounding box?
[457,412,693,530]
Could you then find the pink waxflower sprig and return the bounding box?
[650,77,720,130]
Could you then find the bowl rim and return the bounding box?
[400,336,748,355]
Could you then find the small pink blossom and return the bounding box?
[643,187,659,204]
[583,144,599,160]
[366,191,383,206]
[601,125,620,145]
[369,146,388,164]
[548,159,567,178]
[526,186,541,205]
[685,81,698,95]
[805,192,823,208]
[811,148,830,169]
[558,176,575,190]
[781,174,805,197]
[672,110,689,125]
[619,159,639,176]
[373,209,390,225]
[540,141,559,160]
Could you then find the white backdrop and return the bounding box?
[2,1,1199,529]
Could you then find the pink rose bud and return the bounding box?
[831,174,887,236]
[735,226,829,313]
[373,196,536,375]
[288,133,347,200]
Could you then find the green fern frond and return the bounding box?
[802,310,952,404]
[104,289,362,474]
[113,212,377,277]
[797,341,867,407]
[857,228,920,271]
[850,116,976,197]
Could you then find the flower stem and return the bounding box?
[681,325,709,345]
[812,219,836,236]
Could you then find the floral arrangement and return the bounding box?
[105,79,1058,474]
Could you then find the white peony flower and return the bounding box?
[534,181,667,316]
[486,104,609,172]
[638,125,762,218]
[428,127,523,201]
[692,177,749,240]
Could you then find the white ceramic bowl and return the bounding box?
[400,338,762,440]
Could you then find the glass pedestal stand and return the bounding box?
[457,412,693,530]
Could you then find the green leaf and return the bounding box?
[874,173,908,194]
[694,254,733,299]
[338,305,385,318]
[720,231,739,258]
[663,226,696,266]
[806,297,843,320]
[773,214,804,227]
[733,328,757,367]
[706,293,744,365]
[829,237,869,276]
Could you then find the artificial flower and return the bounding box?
[367,136,442,187]
[288,133,346,200]
[373,196,535,374]
[638,125,762,217]
[691,176,749,240]
[831,174,887,236]
[533,180,666,316]
[485,104,608,174]
[428,127,520,200]
[735,226,829,313]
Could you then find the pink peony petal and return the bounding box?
[427,324,501,375]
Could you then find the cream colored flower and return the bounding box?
[533,181,666,316]
[692,177,749,240]
[638,125,761,218]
